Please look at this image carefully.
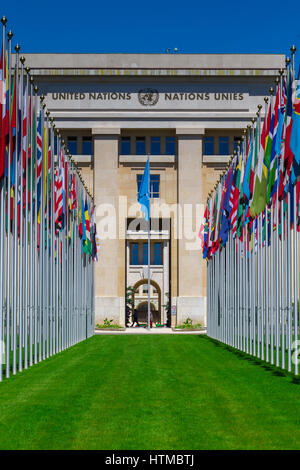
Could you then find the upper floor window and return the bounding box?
[219,136,229,155]
[151,136,161,155]
[165,136,176,155]
[82,136,92,155]
[234,137,240,152]
[121,137,131,155]
[143,243,148,265]
[136,137,146,155]
[154,242,162,265]
[67,136,77,155]
[204,137,214,155]
[137,174,160,198]
[130,243,139,265]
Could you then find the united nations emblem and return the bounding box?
[138,88,159,106]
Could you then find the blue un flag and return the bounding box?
[137,158,150,221]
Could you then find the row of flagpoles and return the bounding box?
[0,17,98,381]
[202,46,300,375]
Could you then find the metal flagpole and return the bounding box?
[33,85,38,364]
[147,155,151,330]
[287,187,292,371]
[294,183,298,375]
[0,16,7,381]
[29,76,34,367]
[6,29,13,378]
[12,44,20,375]
[18,54,25,372]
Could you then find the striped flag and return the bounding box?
[54,148,64,231]
[83,198,92,256]
[36,111,42,221]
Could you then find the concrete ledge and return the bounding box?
[172,327,206,332]
[92,128,121,135]
[72,154,92,163]
[176,128,205,135]
[119,155,175,164]
[203,155,231,164]
[95,327,126,331]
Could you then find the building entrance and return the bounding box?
[132,279,161,324]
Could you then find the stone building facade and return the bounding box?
[24,53,285,326]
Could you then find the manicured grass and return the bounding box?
[1,334,300,449]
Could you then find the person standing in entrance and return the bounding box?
[131,310,139,327]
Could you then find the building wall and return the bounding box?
[25,52,285,326]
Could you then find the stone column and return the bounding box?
[163,240,169,325]
[176,128,206,326]
[92,128,123,325]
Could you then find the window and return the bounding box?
[67,137,77,155]
[151,137,161,155]
[154,243,162,265]
[150,175,160,198]
[137,174,160,198]
[136,137,146,155]
[54,136,58,156]
[142,285,148,294]
[234,137,240,152]
[219,136,229,155]
[143,243,148,265]
[204,137,214,155]
[165,136,176,155]
[130,243,139,265]
[82,136,92,155]
[121,137,131,155]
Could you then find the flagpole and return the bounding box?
[0,16,7,381]
[147,154,151,331]
[6,29,12,378]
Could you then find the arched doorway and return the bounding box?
[132,279,162,324]
[135,302,158,323]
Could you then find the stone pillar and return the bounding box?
[176,128,206,326]
[163,241,169,325]
[92,128,124,325]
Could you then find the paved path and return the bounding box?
[95,327,207,335]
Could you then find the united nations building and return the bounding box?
[22,52,285,327]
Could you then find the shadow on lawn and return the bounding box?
[199,335,300,385]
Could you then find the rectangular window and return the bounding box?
[219,136,229,155]
[204,137,214,155]
[151,136,161,155]
[67,137,77,155]
[130,243,139,265]
[165,136,176,155]
[234,137,240,152]
[154,242,162,265]
[137,174,160,198]
[143,243,148,265]
[136,137,146,155]
[143,285,148,294]
[150,174,160,198]
[120,137,131,155]
[82,136,92,155]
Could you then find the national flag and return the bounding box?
[83,198,92,256]
[137,157,150,221]
[291,67,300,181]
[229,158,239,238]
[267,84,280,202]
[250,100,271,216]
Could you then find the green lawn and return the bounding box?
[0,334,300,450]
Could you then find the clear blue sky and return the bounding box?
[1,0,300,61]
